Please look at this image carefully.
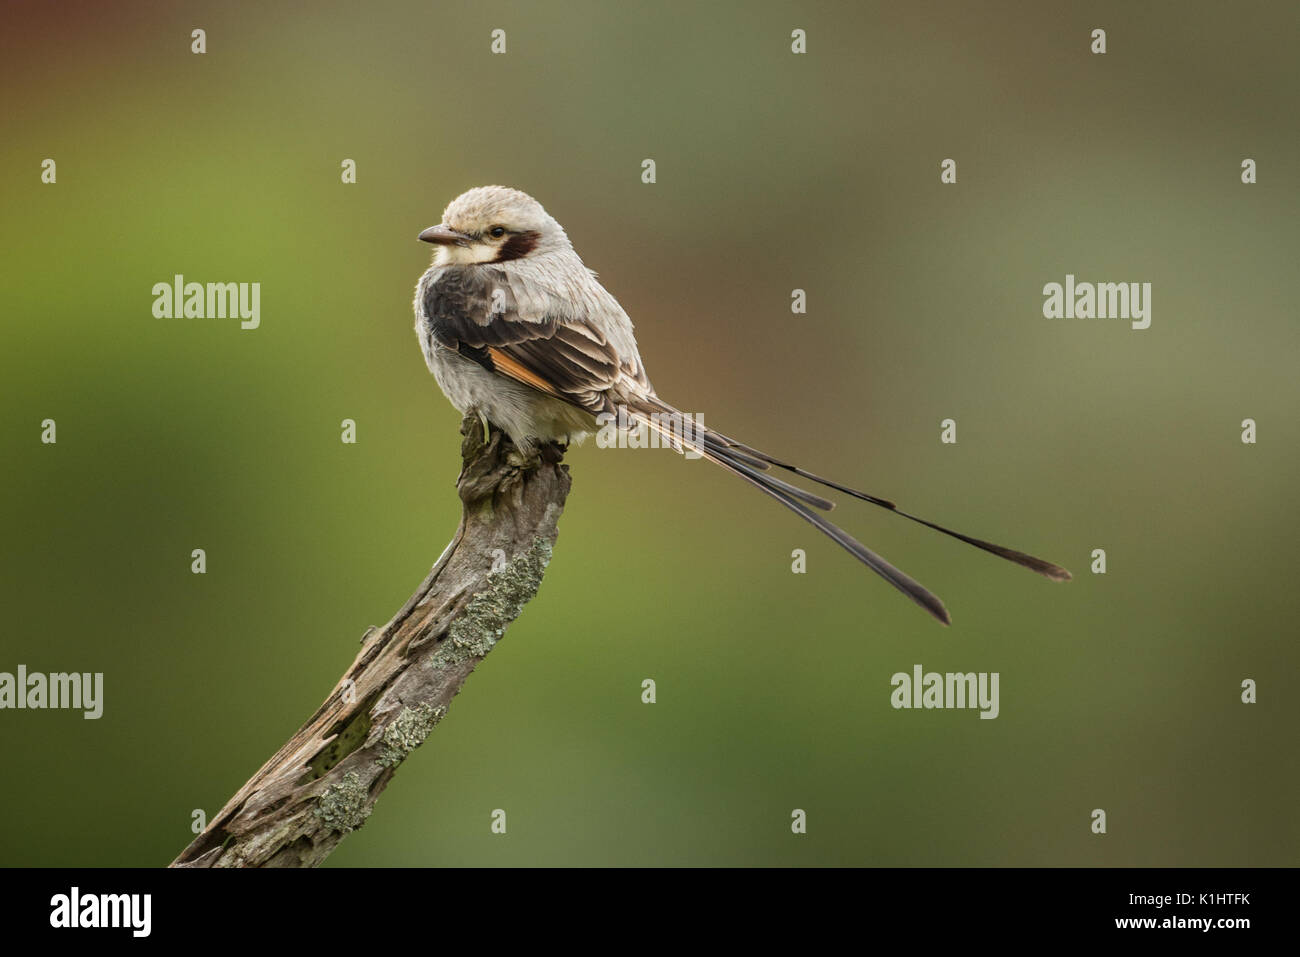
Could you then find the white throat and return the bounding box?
[434,243,500,266]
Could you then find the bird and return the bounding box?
[413,186,1070,624]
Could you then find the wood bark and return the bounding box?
[171,414,570,867]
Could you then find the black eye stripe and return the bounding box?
[493,230,540,262]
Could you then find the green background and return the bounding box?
[2,0,1296,866]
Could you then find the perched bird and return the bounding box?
[414,186,1070,624]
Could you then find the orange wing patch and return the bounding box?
[488,347,559,396]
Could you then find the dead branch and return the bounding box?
[170,413,570,867]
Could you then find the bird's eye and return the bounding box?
[489,226,507,238]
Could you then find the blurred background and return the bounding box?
[2,0,1297,866]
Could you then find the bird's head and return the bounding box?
[419,186,569,265]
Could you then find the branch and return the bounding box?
[171,413,571,868]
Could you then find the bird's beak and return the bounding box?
[418,224,472,246]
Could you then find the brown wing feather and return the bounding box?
[424,266,630,413]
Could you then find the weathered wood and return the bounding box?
[171,413,570,867]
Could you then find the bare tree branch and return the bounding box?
[171,414,571,868]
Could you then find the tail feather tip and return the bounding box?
[1039,562,1073,582]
